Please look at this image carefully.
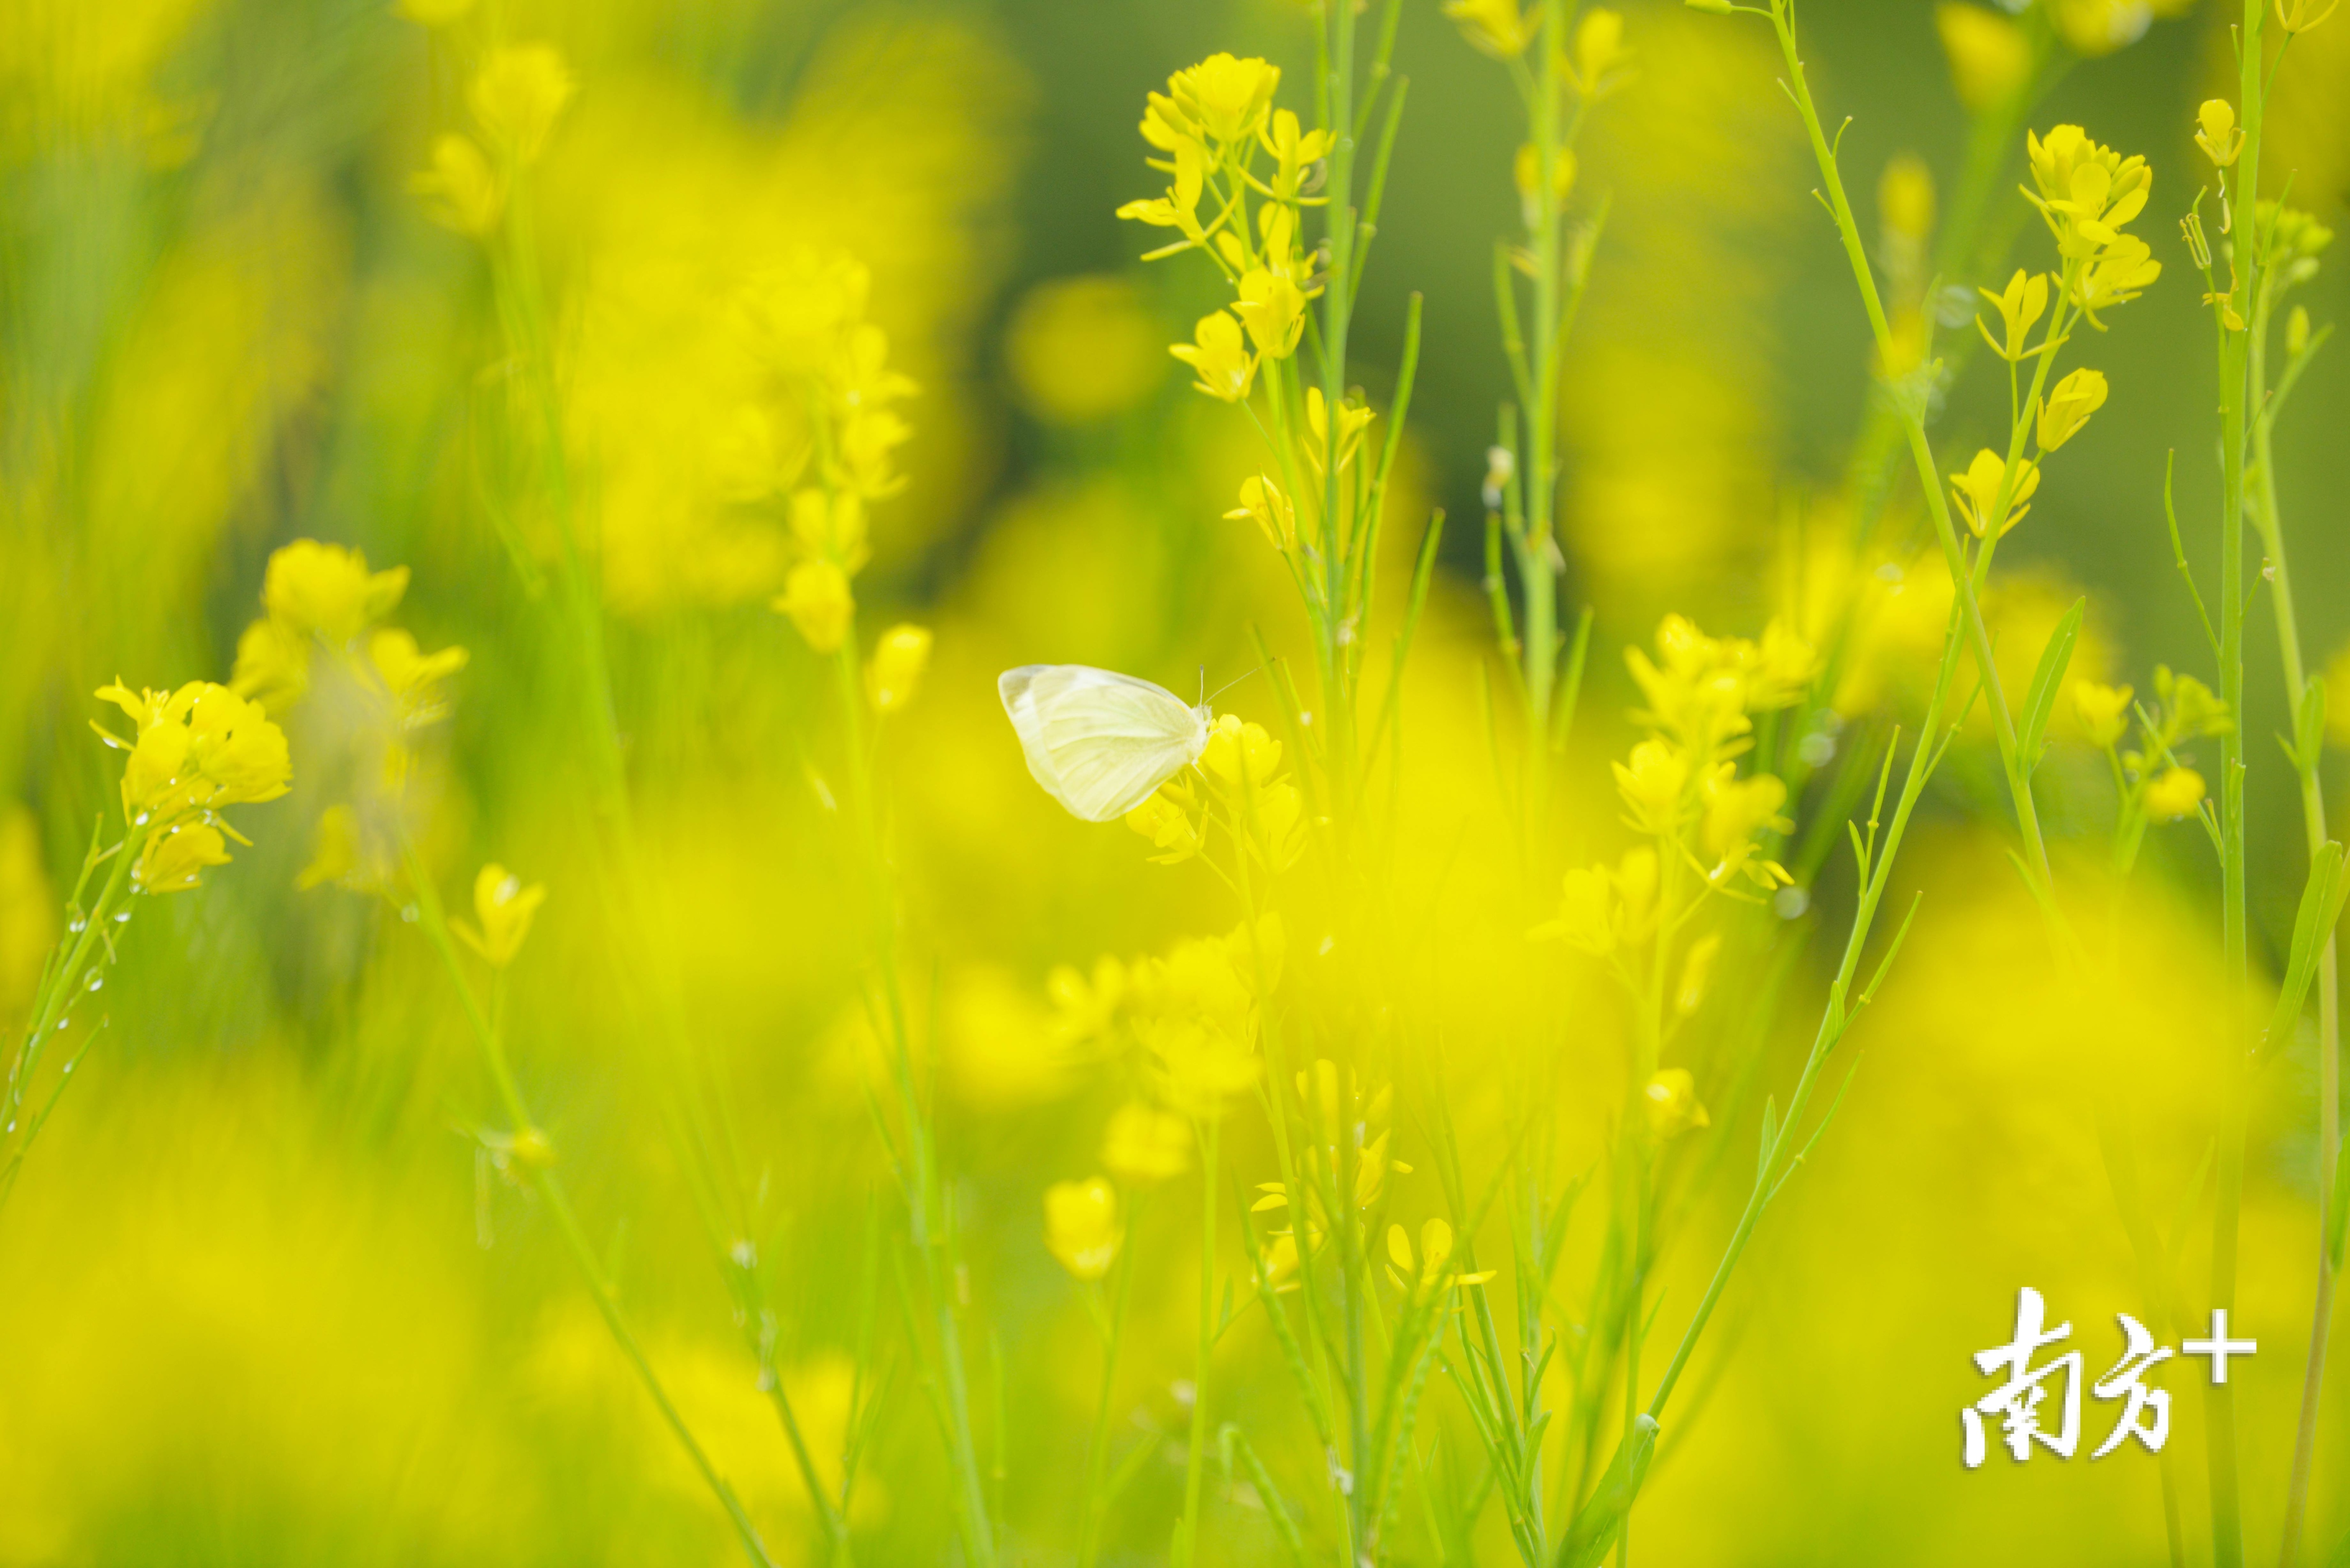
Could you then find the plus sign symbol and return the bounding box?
[2182,1309,2258,1384]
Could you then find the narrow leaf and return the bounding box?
[2264,842,2347,1054]
[1554,1415,1659,1568]
[2016,597,2084,775]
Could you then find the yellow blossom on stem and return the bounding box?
[1303,385,1374,472]
[1170,311,1256,403]
[1644,1068,1712,1138]
[2074,235,2161,325]
[2144,767,2207,822]
[95,681,293,823]
[1700,768,1793,889]
[412,134,503,236]
[1976,269,2050,362]
[1126,785,1202,864]
[867,625,933,715]
[2037,368,2108,451]
[136,821,232,895]
[777,561,854,653]
[2023,124,2154,262]
[1613,737,1692,838]
[1444,0,1531,58]
[2277,0,2343,31]
[1164,54,1280,147]
[1232,268,1308,358]
[1949,448,2039,539]
[1043,1178,1123,1281]
[1385,1217,1497,1295]
[2195,100,2244,168]
[1227,475,1298,553]
[1201,714,1281,788]
[1935,3,2031,112]
[1260,110,1332,202]
[1566,9,1631,96]
[469,44,574,167]
[368,628,470,722]
[453,863,546,967]
[261,540,409,647]
[2070,680,2134,749]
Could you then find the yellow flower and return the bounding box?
[1170,310,1256,402]
[1976,269,2050,363]
[229,617,311,714]
[1567,9,1630,94]
[261,539,409,646]
[1232,268,1308,359]
[1165,54,1280,146]
[94,681,293,824]
[1879,155,1936,246]
[1514,143,1578,230]
[1101,1103,1191,1185]
[453,863,546,967]
[411,133,503,236]
[2143,767,2207,822]
[1643,1068,1712,1139]
[1043,1178,1123,1282]
[1227,475,1298,553]
[788,489,871,573]
[1048,957,1127,1044]
[1700,769,1792,885]
[1125,785,1202,864]
[866,624,933,714]
[296,804,364,892]
[2023,124,2154,261]
[2194,100,2243,168]
[1949,448,2039,539]
[1444,0,1532,59]
[2278,0,2343,31]
[134,820,232,895]
[838,405,914,500]
[1935,3,2031,112]
[2037,368,2108,452]
[469,44,574,167]
[1251,779,1309,873]
[2052,0,2190,56]
[1533,846,1658,956]
[776,561,854,653]
[1613,737,1691,837]
[2070,680,2134,749]
[1303,385,1375,473]
[1261,110,1332,203]
[368,629,469,722]
[1385,1217,1497,1296]
[2072,234,2161,326]
[1201,714,1282,788]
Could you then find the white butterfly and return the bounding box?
[999,664,1212,822]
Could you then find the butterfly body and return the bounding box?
[999,664,1211,822]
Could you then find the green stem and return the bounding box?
[1178,1115,1221,1565]
[1077,1227,1138,1568]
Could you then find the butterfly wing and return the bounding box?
[999,665,1209,822]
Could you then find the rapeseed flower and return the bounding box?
[1169,311,1255,402]
[1385,1218,1496,1296]
[1445,0,1532,60]
[412,134,502,236]
[1004,276,1165,424]
[1043,1178,1122,1281]
[1644,1068,1711,1138]
[1976,269,2050,362]
[1227,475,1299,553]
[1935,3,2031,111]
[866,625,933,714]
[469,45,574,167]
[1101,1102,1190,1184]
[2037,368,2108,451]
[2195,100,2244,168]
[1949,448,2039,538]
[453,863,546,967]
[777,561,854,653]
[2144,767,2207,821]
[2071,680,2134,749]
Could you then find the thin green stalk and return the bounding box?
[1077,1223,1138,1568]
[1177,1114,1221,1566]
[401,842,779,1568]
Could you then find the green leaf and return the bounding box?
[2015,597,2084,777]
[1555,1415,1659,1568]
[2265,842,2348,1056]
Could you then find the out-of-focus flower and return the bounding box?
[0,805,54,1020]
[1533,846,1658,957]
[866,625,933,714]
[1126,786,1202,864]
[1880,155,1936,246]
[1043,1178,1122,1281]
[777,561,854,653]
[1935,3,2031,111]
[1949,449,2039,539]
[1385,1217,1496,1295]
[2151,666,2232,739]
[2052,0,2191,56]
[411,134,502,236]
[296,804,363,892]
[1700,768,1793,889]
[2277,0,2343,31]
[1201,714,1281,788]
[368,629,470,724]
[2144,767,2207,822]
[1644,1068,1711,1138]
[469,44,574,167]
[1514,143,1579,230]
[2037,368,2108,452]
[453,863,546,967]
[1005,276,1165,424]
[1102,1102,1192,1184]
[1446,0,1532,59]
[1567,9,1632,96]
[1170,311,1255,403]
[261,541,409,647]
[2070,680,2134,749]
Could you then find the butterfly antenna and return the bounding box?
[1203,663,1268,710]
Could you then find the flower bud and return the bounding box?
[866,624,933,714]
[776,561,854,653]
[2037,367,2108,452]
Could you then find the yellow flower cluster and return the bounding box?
[231,540,469,726]
[91,681,291,895]
[2049,0,2192,57]
[1046,916,1283,1122]
[1115,54,1327,404]
[2070,666,2232,826]
[1934,3,2032,112]
[2021,124,2161,325]
[1125,714,1307,874]
[745,254,923,668]
[411,43,576,238]
[1256,1061,1411,1289]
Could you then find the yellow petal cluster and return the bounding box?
[453,863,547,967]
[1043,1178,1123,1281]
